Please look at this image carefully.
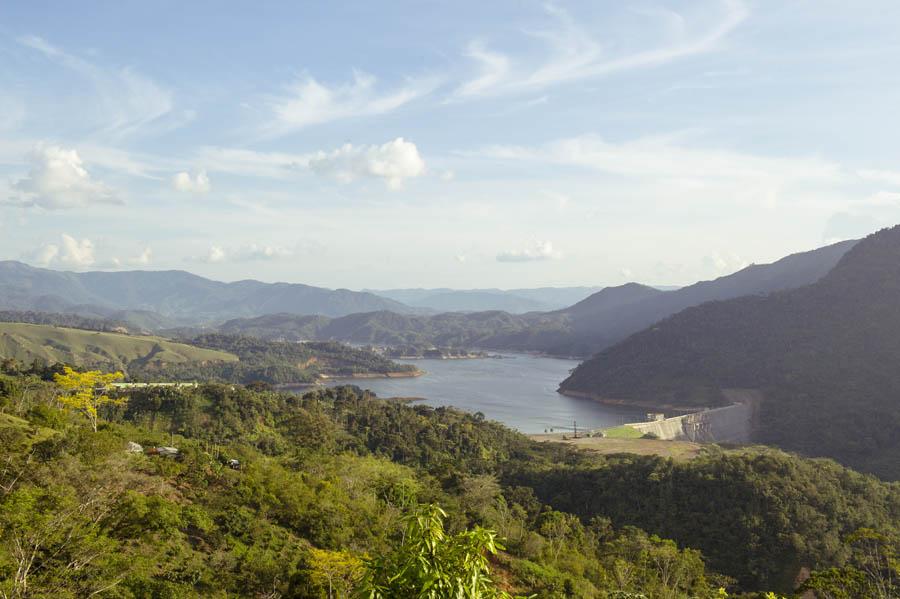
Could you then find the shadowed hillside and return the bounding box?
[560,226,900,479]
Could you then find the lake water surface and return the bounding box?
[329,354,643,434]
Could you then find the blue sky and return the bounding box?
[2,1,900,289]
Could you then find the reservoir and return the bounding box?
[328,354,643,434]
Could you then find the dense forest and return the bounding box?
[560,226,900,480]
[1,367,898,597]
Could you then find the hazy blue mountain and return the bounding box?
[224,240,856,357]
[0,261,413,322]
[368,286,606,313]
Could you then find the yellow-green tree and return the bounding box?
[53,367,125,431]
[304,547,363,599]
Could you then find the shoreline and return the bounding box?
[318,369,425,381]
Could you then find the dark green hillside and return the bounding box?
[560,225,900,479]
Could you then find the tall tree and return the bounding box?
[53,367,124,432]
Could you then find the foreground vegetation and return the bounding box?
[0,367,898,597]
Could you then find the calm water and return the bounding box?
[328,354,643,434]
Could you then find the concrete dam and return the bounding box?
[625,389,760,443]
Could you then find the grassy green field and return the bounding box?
[600,424,644,439]
[0,322,237,372]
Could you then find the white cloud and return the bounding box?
[18,35,175,138]
[455,41,511,98]
[857,168,900,186]
[130,247,153,266]
[8,145,120,210]
[204,246,227,263]
[453,0,747,98]
[172,170,211,193]
[497,241,561,263]
[30,234,96,268]
[192,243,293,263]
[193,147,312,179]
[231,244,294,261]
[264,71,438,136]
[474,134,842,187]
[702,251,748,274]
[309,137,426,189]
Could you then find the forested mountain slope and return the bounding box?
[560,226,900,479]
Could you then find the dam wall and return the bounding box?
[626,390,759,443]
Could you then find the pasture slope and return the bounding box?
[0,322,237,372]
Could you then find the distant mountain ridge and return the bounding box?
[0,261,412,322]
[368,286,608,313]
[559,226,900,479]
[218,237,854,356]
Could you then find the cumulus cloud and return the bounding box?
[702,251,748,274]
[172,170,211,193]
[309,137,426,189]
[264,71,437,135]
[192,243,293,263]
[130,247,153,266]
[8,145,120,210]
[496,241,561,263]
[30,234,96,268]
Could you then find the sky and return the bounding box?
[2,1,900,289]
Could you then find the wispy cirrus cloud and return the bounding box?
[261,71,439,136]
[473,133,842,186]
[18,35,181,139]
[452,0,748,99]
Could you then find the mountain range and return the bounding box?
[0,261,412,322]
[0,237,858,360]
[560,226,900,479]
[367,287,609,313]
[220,239,856,357]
